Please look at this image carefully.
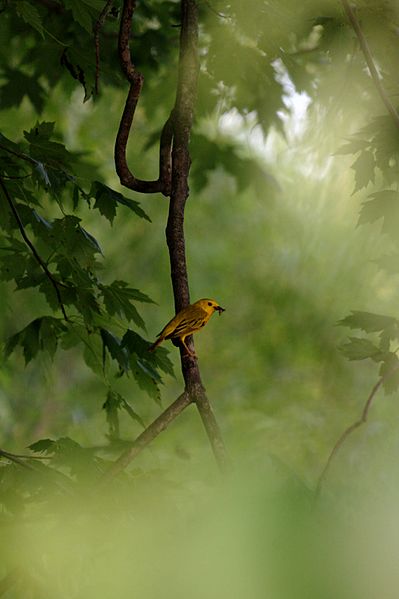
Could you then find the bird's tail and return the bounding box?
[148,337,163,352]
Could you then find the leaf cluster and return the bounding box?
[0,121,174,424]
[340,311,399,393]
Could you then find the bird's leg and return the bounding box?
[181,337,196,358]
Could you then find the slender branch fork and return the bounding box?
[100,0,228,481]
[315,364,399,497]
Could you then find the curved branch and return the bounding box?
[316,363,399,497]
[0,176,69,321]
[114,0,173,195]
[341,0,399,131]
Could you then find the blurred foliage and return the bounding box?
[1,0,399,596]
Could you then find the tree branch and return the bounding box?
[94,0,115,95]
[0,448,50,461]
[0,449,34,470]
[159,110,174,197]
[165,0,228,471]
[0,142,39,167]
[106,0,228,478]
[0,176,69,321]
[340,0,399,131]
[315,363,399,497]
[114,0,172,195]
[100,392,192,482]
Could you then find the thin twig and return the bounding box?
[100,392,192,482]
[0,142,39,167]
[340,0,399,131]
[94,0,115,95]
[0,176,69,321]
[316,363,399,497]
[0,448,51,461]
[0,449,34,470]
[2,173,33,180]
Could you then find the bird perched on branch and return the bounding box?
[148,298,225,357]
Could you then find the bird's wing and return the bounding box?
[161,306,208,339]
[157,305,192,338]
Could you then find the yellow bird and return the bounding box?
[148,298,225,357]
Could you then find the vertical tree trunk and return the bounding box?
[166,0,228,470]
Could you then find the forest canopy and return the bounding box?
[1,1,399,597]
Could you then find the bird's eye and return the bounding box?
[208,302,212,306]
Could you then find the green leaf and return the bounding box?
[130,361,161,403]
[0,69,46,113]
[48,216,101,266]
[0,252,27,281]
[190,133,273,193]
[24,122,55,141]
[5,317,67,364]
[35,436,100,480]
[5,319,41,363]
[358,190,399,238]
[16,1,45,38]
[351,150,375,193]
[120,396,145,429]
[62,0,94,33]
[15,272,46,290]
[28,438,56,454]
[122,329,169,403]
[151,345,175,378]
[90,181,151,224]
[340,337,384,361]
[103,390,121,438]
[100,281,152,328]
[24,122,74,169]
[100,329,130,372]
[338,311,399,335]
[82,332,104,375]
[103,390,145,435]
[335,138,369,155]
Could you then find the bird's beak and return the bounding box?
[216,306,225,314]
